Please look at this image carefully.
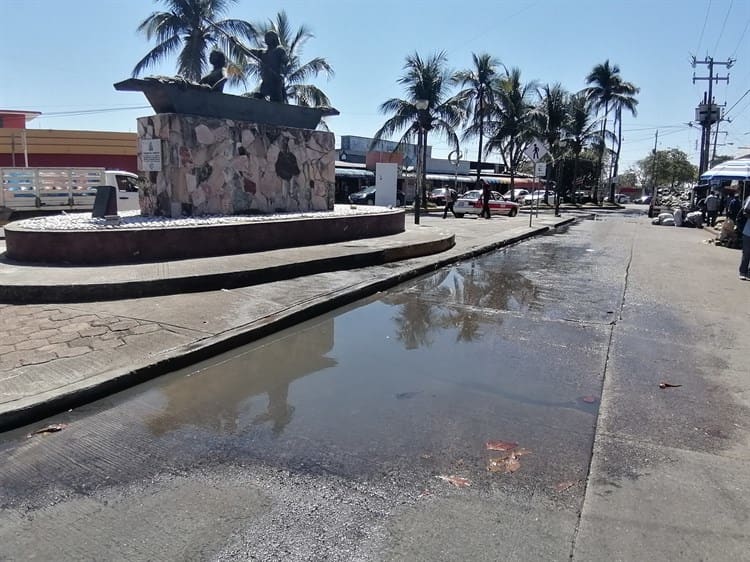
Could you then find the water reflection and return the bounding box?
[386,258,540,349]
[147,319,336,436]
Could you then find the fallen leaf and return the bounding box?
[659,382,682,389]
[417,489,432,499]
[580,395,598,404]
[554,480,577,493]
[27,423,67,438]
[486,440,518,452]
[420,453,433,460]
[487,454,522,474]
[436,475,472,488]
[513,448,533,457]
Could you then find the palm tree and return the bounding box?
[532,83,569,203]
[240,10,334,107]
[609,81,639,192]
[453,53,502,183]
[564,93,603,201]
[373,51,463,208]
[584,60,623,201]
[132,0,255,82]
[485,67,537,200]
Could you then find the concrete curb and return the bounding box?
[0,216,577,431]
[0,232,455,304]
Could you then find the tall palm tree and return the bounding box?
[453,53,502,183]
[532,83,569,202]
[132,0,255,82]
[373,51,463,208]
[564,93,604,200]
[240,10,334,107]
[485,67,537,200]
[609,81,639,191]
[584,60,625,201]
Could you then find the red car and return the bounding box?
[453,190,520,217]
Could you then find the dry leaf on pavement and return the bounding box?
[580,395,598,403]
[487,454,522,473]
[659,382,682,388]
[436,475,472,488]
[485,440,518,452]
[554,480,577,493]
[27,423,67,438]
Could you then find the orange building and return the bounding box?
[0,110,138,172]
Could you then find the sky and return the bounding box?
[2,0,750,174]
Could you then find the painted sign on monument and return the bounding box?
[375,162,398,206]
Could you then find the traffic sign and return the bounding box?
[524,139,548,162]
[534,162,547,177]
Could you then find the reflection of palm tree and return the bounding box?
[385,259,541,348]
[146,319,336,436]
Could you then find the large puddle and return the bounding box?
[2,220,630,495]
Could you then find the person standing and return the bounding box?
[480,180,491,219]
[727,192,742,221]
[705,191,719,227]
[443,188,458,219]
[739,194,750,280]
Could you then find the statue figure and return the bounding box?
[250,31,288,103]
[198,50,227,92]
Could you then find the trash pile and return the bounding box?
[651,209,703,228]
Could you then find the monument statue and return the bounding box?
[249,31,288,103]
[198,50,227,92]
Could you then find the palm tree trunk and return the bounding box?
[422,129,428,210]
[572,149,580,205]
[594,101,609,202]
[612,108,623,198]
[476,94,484,183]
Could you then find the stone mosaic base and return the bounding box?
[137,114,335,217]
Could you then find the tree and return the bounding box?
[584,60,638,202]
[637,148,697,189]
[453,53,502,183]
[532,83,569,203]
[609,81,639,192]
[373,51,463,208]
[563,93,607,199]
[132,0,255,82]
[240,10,334,107]
[485,67,537,200]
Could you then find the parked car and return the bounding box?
[427,187,458,206]
[508,188,529,201]
[635,195,652,205]
[610,193,631,204]
[453,189,519,217]
[523,190,555,205]
[349,186,405,206]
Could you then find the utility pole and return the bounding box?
[647,130,658,218]
[692,56,733,175]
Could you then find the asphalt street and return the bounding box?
[1,211,748,561]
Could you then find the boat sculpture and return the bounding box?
[114,77,339,130]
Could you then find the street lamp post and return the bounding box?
[413,99,429,225]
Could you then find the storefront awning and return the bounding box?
[335,167,375,179]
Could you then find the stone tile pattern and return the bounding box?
[137,114,335,217]
[0,305,162,372]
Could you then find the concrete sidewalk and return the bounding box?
[0,212,575,431]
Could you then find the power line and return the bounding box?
[33,106,151,118]
[731,16,750,58]
[696,0,713,55]
[712,0,734,54]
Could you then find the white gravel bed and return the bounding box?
[11,204,399,231]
